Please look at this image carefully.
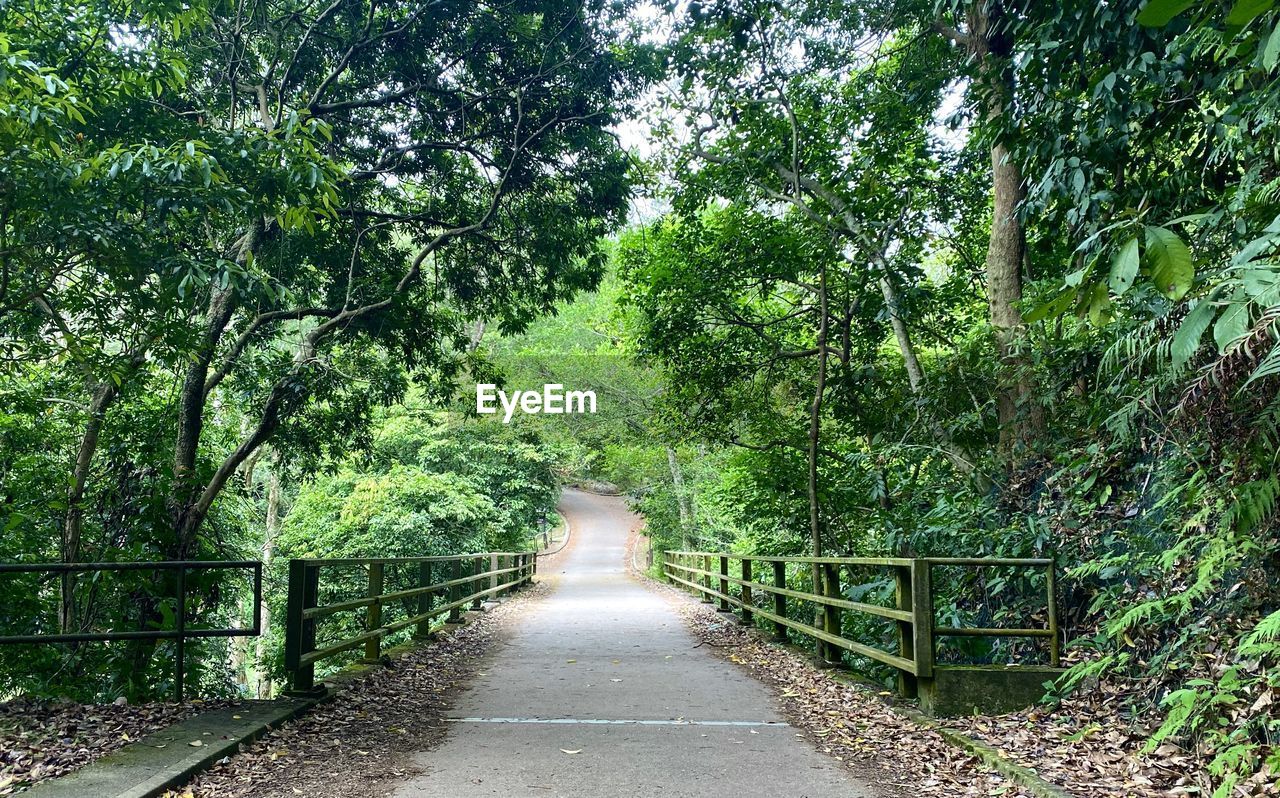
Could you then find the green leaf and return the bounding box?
[1245,344,1280,386]
[1172,300,1215,369]
[1225,0,1274,25]
[1025,287,1076,324]
[1136,0,1199,26]
[1109,237,1141,295]
[1214,302,1250,351]
[1077,282,1114,326]
[1144,226,1195,300]
[1263,21,1280,70]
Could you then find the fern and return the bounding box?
[1238,609,1280,658]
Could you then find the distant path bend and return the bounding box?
[392,488,879,798]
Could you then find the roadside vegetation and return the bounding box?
[3,0,1280,794]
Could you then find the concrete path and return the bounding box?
[392,489,878,798]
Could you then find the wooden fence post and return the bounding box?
[471,557,484,609]
[911,559,934,681]
[447,559,464,623]
[701,554,714,603]
[821,562,842,666]
[364,562,384,662]
[284,560,319,693]
[415,561,433,639]
[894,564,916,697]
[489,553,499,599]
[739,558,754,626]
[718,555,732,612]
[771,560,787,642]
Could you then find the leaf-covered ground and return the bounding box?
[655,577,1216,797]
[170,584,544,798]
[0,697,228,794]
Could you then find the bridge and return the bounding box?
[7,489,1061,797]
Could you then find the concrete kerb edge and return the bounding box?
[21,691,335,798]
[803,661,1072,798]
[652,574,1070,798]
[133,691,335,798]
[539,509,573,558]
[770,634,1072,798]
[161,609,487,794]
[890,703,1073,798]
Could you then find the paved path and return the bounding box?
[392,489,877,798]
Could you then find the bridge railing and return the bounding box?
[0,560,262,701]
[284,551,536,692]
[661,551,1057,696]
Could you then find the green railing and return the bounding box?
[0,560,261,701]
[284,551,536,692]
[662,551,1058,696]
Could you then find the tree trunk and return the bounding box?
[60,382,118,632]
[255,460,281,698]
[665,445,692,549]
[879,275,925,392]
[809,265,830,638]
[968,0,1043,456]
[170,285,238,553]
[61,350,148,632]
[879,274,983,480]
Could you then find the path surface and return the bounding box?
[392,489,878,798]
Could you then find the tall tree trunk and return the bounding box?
[170,285,238,554]
[170,222,261,554]
[878,276,925,392]
[665,445,692,549]
[879,274,982,480]
[255,461,281,698]
[967,0,1043,456]
[809,265,830,641]
[61,350,148,632]
[60,382,118,632]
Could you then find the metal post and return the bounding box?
[175,565,186,703]
[718,555,732,612]
[771,560,787,642]
[364,562,383,661]
[740,559,754,626]
[1047,560,1060,667]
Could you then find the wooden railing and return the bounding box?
[662,551,1058,696]
[285,552,536,692]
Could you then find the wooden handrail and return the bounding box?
[662,550,1059,698]
[284,552,536,692]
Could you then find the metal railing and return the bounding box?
[0,560,263,701]
[284,551,536,692]
[662,551,1058,696]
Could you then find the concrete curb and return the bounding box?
[677,590,1073,798]
[539,511,573,557]
[790,646,1072,797]
[892,705,1072,798]
[22,694,331,798]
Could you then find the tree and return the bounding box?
[0,0,645,548]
